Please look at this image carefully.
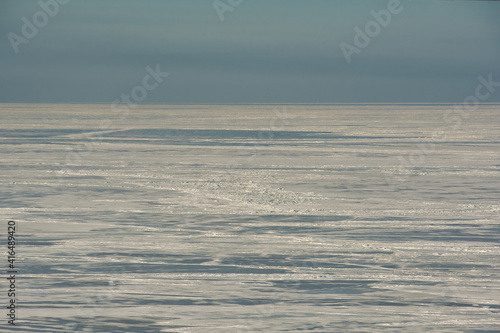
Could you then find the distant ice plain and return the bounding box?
[1,104,499,332]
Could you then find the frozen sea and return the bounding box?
[1,104,499,332]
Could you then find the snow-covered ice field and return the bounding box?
[1,104,499,332]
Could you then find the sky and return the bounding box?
[1,0,499,104]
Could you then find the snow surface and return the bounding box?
[1,104,499,332]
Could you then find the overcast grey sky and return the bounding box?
[1,0,499,103]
